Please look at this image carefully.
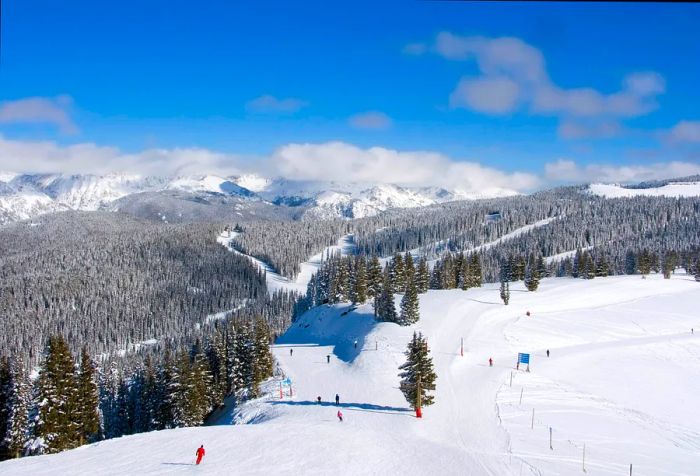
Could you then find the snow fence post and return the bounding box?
[460,337,463,357]
[582,444,586,472]
[549,427,553,450]
[510,371,513,387]
[519,388,523,405]
[531,408,534,429]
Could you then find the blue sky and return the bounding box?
[1,1,699,190]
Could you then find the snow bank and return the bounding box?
[587,182,700,198]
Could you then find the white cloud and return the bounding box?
[668,121,700,143]
[417,33,664,136]
[268,141,540,194]
[349,111,392,130]
[449,77,521,114]
[245,95,308,114]
[545,158,700,183]
[0,96,78,134]
[0,135,246,177]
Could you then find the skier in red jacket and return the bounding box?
[195,445,205,465]
[337,410,343,422]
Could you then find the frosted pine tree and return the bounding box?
[251,317,274,398]
[415,258,430,294]
[352,257,368,304]
[76,347,100,445]
[391,254,406,293]
[399,278,420,326]
[500,280,510,305]
[0,358,30,459]
[524,256,540,292]
[36,336,80,453]
[366,256,383,299]
[398,332,436,410]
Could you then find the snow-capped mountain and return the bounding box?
[0,172,509,224]
[231,176,481,219]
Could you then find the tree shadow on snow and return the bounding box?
[271,400,411,416]
[275,305,377,364]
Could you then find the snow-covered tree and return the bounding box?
[76,347,100,445]
[398,332,436,410]
[36,336,80,453]
[399,278,420,326]
[499,280,510,306]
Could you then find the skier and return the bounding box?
[354,340,358,349]
[326,354,330,364]
[335,394,340,405]
[546,349,550,358]
[489,357,493,367]
[317,396,321,404]
[290,348,293,356]
[337,410,343,422]
[195,445,205,465]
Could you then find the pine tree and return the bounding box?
[352,257,368,304]
[415,258,430,294]
[0,357,30,460]
[398,332,437,410]
[76,347,100,445]
[499,280,510,305]
[234,325,254,392]
[225,323,244,394]
[375,269,397,323]
[596,255,610,277]
[36,335,80,453]
[662,251,677,279]
[524,256,540,292]
[399,278,420,326]
[459,254,470,290]
[391,254,406,293]
[366,256,383,299]
[637,249,652,275]
[469,253,482,288]
[404,254,416,290]
[251,317,274,398]
[500,258,512,282]
[205,331,227,403]
[154,349,175,430]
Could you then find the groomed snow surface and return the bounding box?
[3,274,700,475]
[587,182,700,198]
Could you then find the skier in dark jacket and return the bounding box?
[546,349,550,357]
[335,394,340,405]
[290,348,293,356]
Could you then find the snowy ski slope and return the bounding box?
[2,274,699,475]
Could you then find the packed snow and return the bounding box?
[3,272,699,475]
[587,182,700,198]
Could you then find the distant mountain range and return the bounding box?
[0,172,514,225]
[1,172,699,225]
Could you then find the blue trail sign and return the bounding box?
[518,353,530,364]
